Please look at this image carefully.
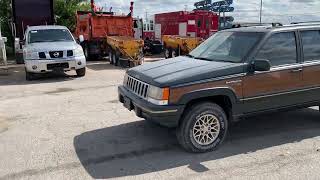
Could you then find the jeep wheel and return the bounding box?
[26,71,35,81]
[76,67,86,77]
[176,102,228,153]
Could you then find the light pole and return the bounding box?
[260,0,263,24]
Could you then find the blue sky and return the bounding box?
[94,0,320,23]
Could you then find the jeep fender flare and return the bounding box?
[177,87,239,106]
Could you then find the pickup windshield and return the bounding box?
[189,31,263,63]
[28,29,74,44]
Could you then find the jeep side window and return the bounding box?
[256,32,297,67]
[301,30,320,62]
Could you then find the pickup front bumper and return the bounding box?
[118,85,184,128]
[25,56,86,73]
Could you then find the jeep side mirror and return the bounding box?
[79,35,84,43]
[251,59,271,72]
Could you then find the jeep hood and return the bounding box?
[127,56,246,87]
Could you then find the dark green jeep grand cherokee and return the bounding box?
[119,23,320,153]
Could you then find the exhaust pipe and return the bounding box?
[130,2,134,16]
[91,0,95,12]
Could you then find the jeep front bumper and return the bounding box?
[118,85,184,128]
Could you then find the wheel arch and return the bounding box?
[177,87,239,125]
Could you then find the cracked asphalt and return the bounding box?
[1,61,320,180]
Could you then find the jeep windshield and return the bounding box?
[189,31,263,63]
[28,29,74,44]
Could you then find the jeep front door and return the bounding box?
[242,31,303,113]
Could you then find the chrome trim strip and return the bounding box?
[172,73,246,88]
[302,60,320,67]
[241,86,320,101]
[226,80,242,85]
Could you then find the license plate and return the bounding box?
[123,96,133,111]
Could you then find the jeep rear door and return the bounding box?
[242,31,304,113]
[299,29,320,103]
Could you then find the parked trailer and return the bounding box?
[162,35,202,59]
[107,36,144,67]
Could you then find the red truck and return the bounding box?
[75,1,144,66]
[153,10,219,57]
[155,10,219,40]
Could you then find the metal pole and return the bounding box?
[260,0,263,24]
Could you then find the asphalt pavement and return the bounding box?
[0,61,320,180]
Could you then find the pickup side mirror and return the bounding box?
[251,59,271,72]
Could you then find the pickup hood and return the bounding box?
[25,41,79,52]
[127,56,246,87]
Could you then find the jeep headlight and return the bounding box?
[74,46,84,57]
[147,85,170,105]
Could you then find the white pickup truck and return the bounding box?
[23,25,86,80]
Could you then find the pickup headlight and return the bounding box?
[147,85,170,105]
[23,50,38,60]
[74,46,84,57]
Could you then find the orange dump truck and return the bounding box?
[75,1,144,67]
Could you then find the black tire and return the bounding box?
[176,102,228,153]
[114,52,120,66]
[109,51,114,65]
[172,48,179,58]
[76,67,86,77]
[26,71,35,81]
[83,44,91,61]
[164,47,172,59]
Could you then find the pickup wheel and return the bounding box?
[176,102,228,153]
[164,48,172,59]
[25,71,35,81]
[76,67,86,77]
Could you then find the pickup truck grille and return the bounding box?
[125,76,149,98]
[49,51,63,58]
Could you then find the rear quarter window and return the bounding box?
[301,30,320,62]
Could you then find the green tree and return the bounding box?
[0,0,13,50]
[54,0,91,32]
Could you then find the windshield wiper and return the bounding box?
[185,54,195,58]
[194,57,214,61]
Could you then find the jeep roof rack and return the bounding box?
[291,21,320,25]
[231,22,283,29]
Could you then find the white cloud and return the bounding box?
[94,0,320,23]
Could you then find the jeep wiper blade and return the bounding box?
[185,54,195,58]
[194,57,214,61]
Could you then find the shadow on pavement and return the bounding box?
[74,108,320,179]
[86,61,125,71]
[0,66,81,86]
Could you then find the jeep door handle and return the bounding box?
[290,68,303,73]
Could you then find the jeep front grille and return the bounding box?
[125,76,149,98]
